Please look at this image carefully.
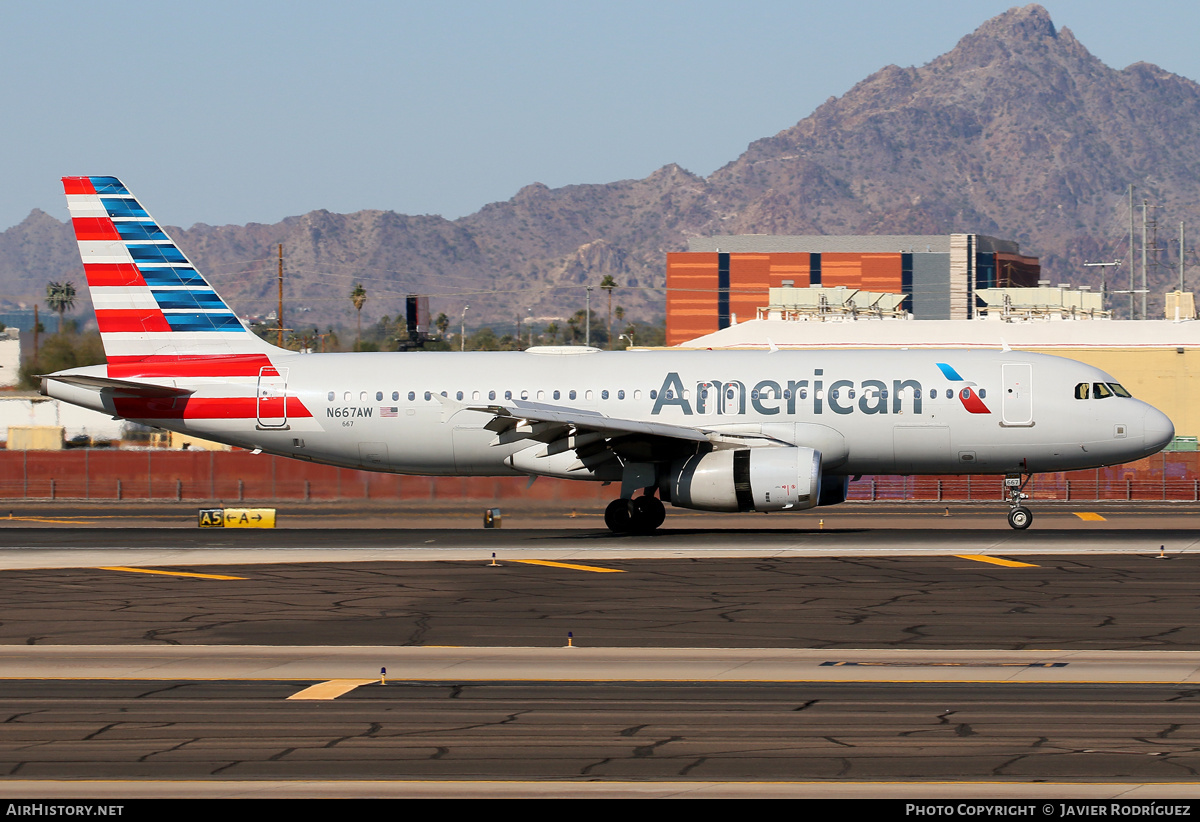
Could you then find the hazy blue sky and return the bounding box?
[3,1,1199,231]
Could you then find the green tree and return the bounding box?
[20,331,105,388]
[45,281,77,334]
[468,327,499,350]
[350,283,367,349]
[600,275,618,349]
[435,313,450,339]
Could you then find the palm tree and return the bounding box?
[350,283,367,348]
[45,281,77,334]
[600,275,617,349]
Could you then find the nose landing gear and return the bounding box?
[1005,473,1033,530]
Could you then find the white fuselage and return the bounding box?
[46,347,1174,479]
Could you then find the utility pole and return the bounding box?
[1128,184,1135,319]
[277,244,284,346]
[585,286,593,347]
[1141,201,1148,321]
[1083,261,1120,310]
[1181,222,1187,293]
[1141,201,1161,320]
[461,305,469,352]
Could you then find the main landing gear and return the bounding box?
[604,493,666,535]
[1005,473,1033,530]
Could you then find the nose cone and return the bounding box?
[1143,406,1175,455]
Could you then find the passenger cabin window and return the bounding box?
[376,391,383,401]
[392,391,399,401]
[327,392,334,401]
[553,390,561,400]
[408,391,416,401]
[489,391,496,400]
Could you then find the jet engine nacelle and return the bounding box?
[667,447,822,513]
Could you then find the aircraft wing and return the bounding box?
[470,399,712,443]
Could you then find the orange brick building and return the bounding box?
[666,234,1040,346]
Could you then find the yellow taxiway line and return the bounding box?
[1073,512,1107,521]
[955,555,1039,568]
[287,679,378,700]
[511,559,625,573]
[99,566,247,580]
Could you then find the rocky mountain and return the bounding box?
[2,5,1198,328]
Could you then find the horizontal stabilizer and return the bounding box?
[42,374,194,398]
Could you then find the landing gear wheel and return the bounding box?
[604,499,635,534]
[1007,506,1033,530]
[632,495,666,533]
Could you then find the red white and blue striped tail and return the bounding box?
[62,176,281,373]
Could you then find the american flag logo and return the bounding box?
[380,406,398,418]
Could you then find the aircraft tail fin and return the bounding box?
[62,176,282,374]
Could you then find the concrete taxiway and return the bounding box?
[2,646,1200,683]
[1,508,1199,797]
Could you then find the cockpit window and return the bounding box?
[1075,383,1089,400]
[1109,383,1132,398]
[1093,382,1113,399]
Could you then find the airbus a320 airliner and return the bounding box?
[43,176,1175,532]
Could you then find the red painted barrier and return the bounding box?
[0,450,614,505]
[0,450,1193,504]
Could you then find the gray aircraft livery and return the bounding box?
[44,176,1175,532]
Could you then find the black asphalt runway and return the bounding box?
[2,681,1199,782]
[3,519,1200,792]
[0,554,1197,649]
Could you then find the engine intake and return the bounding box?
[667,447,822,513]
